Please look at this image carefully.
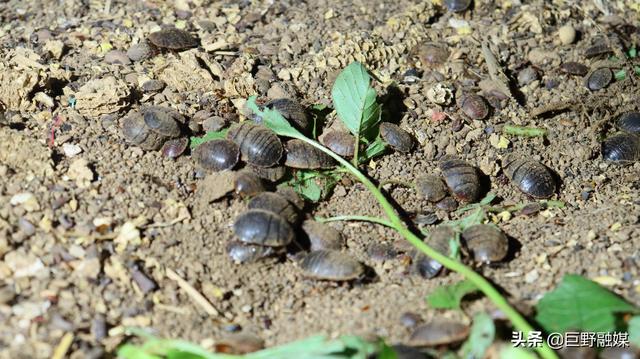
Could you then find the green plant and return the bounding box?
[245,61,558,359]
[118,328,395,359]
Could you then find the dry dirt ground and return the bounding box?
[0,0,639,358]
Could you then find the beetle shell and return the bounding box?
[560,62,589,76]
[321,131,355,157]
[161,138,188,158]
[193,139,240,172]
[584,44,612,58]
[233,209,294,247]
[616,112,640,134]
[143,107,181,138]
[439,158,481,203]
[248,164,287,182]
[601,132,640,163]
[408,321,469,347]
[234,169,265,197]
[226,241,280,264]
[302,220,344,251]
[415,175,448,202]
[458,93,489,120]
[444,0,471,12]
[227,122,283,167]
[248,192,299,224]
[285,139,335,169]
[275,186,305,210]
[461,224,509,263]
[379,122,414,153]
[413,225,455,279]
[257,98,311,135]
[299,250,364,281]
[147,28,198,50]
[122,111,166,150]
[502,155,556,198]
[586,68,612,91]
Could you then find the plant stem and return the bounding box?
[352,138,360,167]
[316,215,395,228]
[296,134,558,359]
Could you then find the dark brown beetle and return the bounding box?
[147,28,198,50]
[255,98,311,135]
[458,93,489,120]
[560,62,589,76]
[247,164,287,182]
[413,225,455,279]
[285,139,335,169]
[502,155,557,198]
[193,139,240,172]
[233,209,294,247]
[299,250,364,281]
[616,112,640,134]
[461,224,509,263]
[601,132,640,163]
[408,321,469,347]
[444,0,471,12]
[248,192,299,224]
[227,122,283,167]
[379,122,414,153]
[234,169,265,197]
[226,241,281,264]
[122,109,182,150]
[585,68,612,91]
[301,220,344,251]
[321,131,355,158]
[584,43,612,58]
[415,175,448,203]
[439,158,481,203]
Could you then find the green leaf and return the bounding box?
[629,316,640,346]
[629,46,637,58]
[461,313,495,359]
[427,279,479,310]
[246,96,303,138]
[362,137,387,161]
[117,344,163,359]
[331,62,381,141]
[615,69,627,81]
[189,129,229,149]
[452,208,486,232]
[289,170,341,202]
[535,274,638,333]
[246,335,345,359]
[377,343,398,359]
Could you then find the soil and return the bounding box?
[1,0,639,358]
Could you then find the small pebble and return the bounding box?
[399,312,422,328]
[557,25,576,45]
[130,265,157,294]
[127,42,154,61]
[517,67,539,86]
[141,80,165,93]
[104,50,131,65]
[62,143,82,157]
